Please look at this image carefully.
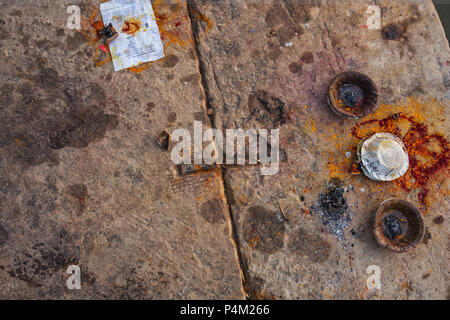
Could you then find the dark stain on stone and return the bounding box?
[67,183,88,199]
[11,10,22,17]
[283,1,313,24]
[180,73,200,84]
[0,27,10,41]
[194,111,206,122]
[146,102,155,112]
[382,23,403,41]
[24,189,58,228]
[349,11,362,28]
[289,62,302,74]
[67,184,88,213]
[65,32,86,50]
[80,266,96,286]
[0,223,9,247]
[35,39,58,50]
[289,228,331,263]
[125,168,144,186]
[106,233,122,249]
[277,24,303,46]
[0,231,79,287]
[211,37,241,57]
[265,2,287,28]
[423,227,431,245]
[265,42,282,61]
[248,90,289,128]
[0,83,14,107]
[243,206,285,254]
[433,215,444,225]
[162,54,179,68]
[56,28,65,37]
[0,66,117,167]
[157,130,170,150]
[200,199,225,224]
[266,1,305,47]
[381,4,421,42]
[167,112,177,123]
[245,276,277,300]
[49,105,118,150]
[301,51,314,64]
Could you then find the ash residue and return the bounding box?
[313,180,351,240]
[337,84,364,109]
[382,215,403,240]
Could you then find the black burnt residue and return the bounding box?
[320,185,348,221]
[382,23,402,41]
[337,84,364,109]
[100,23,117,39]
[382,215,403,240]
[248,90,289,128]
[315,180,352,240]
[381,210,408,241]
[381,4,421,42]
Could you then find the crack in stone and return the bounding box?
[187,1,250,300]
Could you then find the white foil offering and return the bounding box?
[357,132,409,181]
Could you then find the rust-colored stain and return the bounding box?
[191,7,214,34]
[325,98,449,209]
[154,0,191,49]
[352,112,449,206]
[91,20,105,39]
[122,17,141,36]
[128,63,151,73]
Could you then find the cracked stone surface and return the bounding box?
[190,0,449,299]
[0,0,449,300]
[0,0,244,299]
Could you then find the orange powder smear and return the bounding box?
[122,17,142,36]
[325,97,449,208]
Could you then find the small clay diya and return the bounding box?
[373,199,424,253]
[327,71,378,119]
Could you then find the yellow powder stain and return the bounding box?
[324,97,449,210]
[121,17,142,36]
[128,62,152,73]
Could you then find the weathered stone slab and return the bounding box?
[0,0,244,299]
[191,0,449,299]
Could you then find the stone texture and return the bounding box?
[0,0,244,299]
[0,0,448,300]
[190,0,449,299]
